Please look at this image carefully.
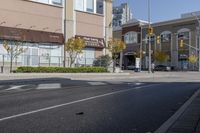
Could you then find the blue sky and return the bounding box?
[113,0,200,22]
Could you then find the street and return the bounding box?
[0,78,199,133]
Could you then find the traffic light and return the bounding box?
[148,27,154,35]
[180,39,184,48]
[156,36,161,44]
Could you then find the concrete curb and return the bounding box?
[155,88,200,133]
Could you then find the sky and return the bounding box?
[113,0,200,23]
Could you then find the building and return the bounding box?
[64,0,113,66]
[0,0,64,68]
[0,0,113,71]
[121,19,148,69]
[112,3,133,28]
[141,12,200,71]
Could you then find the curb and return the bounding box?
[155,88,200,133]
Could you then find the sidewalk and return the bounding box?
[156,89,200,133]
[0,72,178,81]
[167,89,200,133]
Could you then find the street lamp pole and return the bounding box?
[63,0,67,67]
[148,0,152,73]
[192,13,200,72]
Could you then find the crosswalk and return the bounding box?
[0,82,144,93]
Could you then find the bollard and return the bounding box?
[1,66,3,73]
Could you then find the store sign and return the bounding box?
[76,35,105,48]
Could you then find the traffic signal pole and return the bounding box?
[148,0,152,73]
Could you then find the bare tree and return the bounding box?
[3,41,27,72]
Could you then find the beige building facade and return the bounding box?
[0,0,113,69]
[65,0,113,66]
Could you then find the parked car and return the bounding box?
[126,65,136,70]
[154,65,171,71]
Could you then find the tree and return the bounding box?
[188,54,198,70]
[153,50,169,64]
[65,37,85,67]
[3,40,27,73]
[107,38,126,72]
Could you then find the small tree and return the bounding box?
[153,50,169,64]
[65,37,85,67]
[107,38,126,72]
[188,54,198,70]
[3,40,26,72]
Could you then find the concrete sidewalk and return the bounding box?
[156,89,200,133]
[0,72,178,81]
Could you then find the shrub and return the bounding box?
[15,66,108,73]
[93,55,112,68]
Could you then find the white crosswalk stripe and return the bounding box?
[36,83,61,90]
[5,85,27,91]
[88,82,106,86]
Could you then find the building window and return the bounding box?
[124,32,138,44]
[51,0,62,6]
[86,0,94,12]
[178,32,189,40]
[161,33,171,43]
[32,0,63,6]
[96,0,103,14]
[75,0,84,11]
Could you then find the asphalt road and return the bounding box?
[0,78,199,133]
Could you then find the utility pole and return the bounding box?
[63,0,67,67]
[148,0,152,73]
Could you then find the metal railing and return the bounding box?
[0,54,110,73]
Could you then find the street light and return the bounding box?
[148,0,152,73]
[191,13,200,72]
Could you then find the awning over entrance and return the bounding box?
[0,26,64,44]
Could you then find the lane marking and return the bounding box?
[88,82,106,86]
[0,84,158,122]
[5,85,26,91]
[155,88,200,133]
[36,83,61,90]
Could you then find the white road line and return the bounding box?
[155,88,200,133]
[0,84,158,122]
[88,82,106,86]
[5,85,26,91]
[36,83,61,90]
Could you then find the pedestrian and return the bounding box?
[151,63,155,73]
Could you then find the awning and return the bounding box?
[0,26,64,44]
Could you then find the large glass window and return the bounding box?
[124,32,138,44]
[86,0,94,12]
[96,0,103,14]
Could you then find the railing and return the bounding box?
[0,54,109,73]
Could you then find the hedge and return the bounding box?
[15,66,108,73]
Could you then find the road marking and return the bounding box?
[155,88,200,133]
[0,84,158,122]
[135,82,143,85]
[88,82,106,86]
[5,85,26,91]
[36,83,61,90]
